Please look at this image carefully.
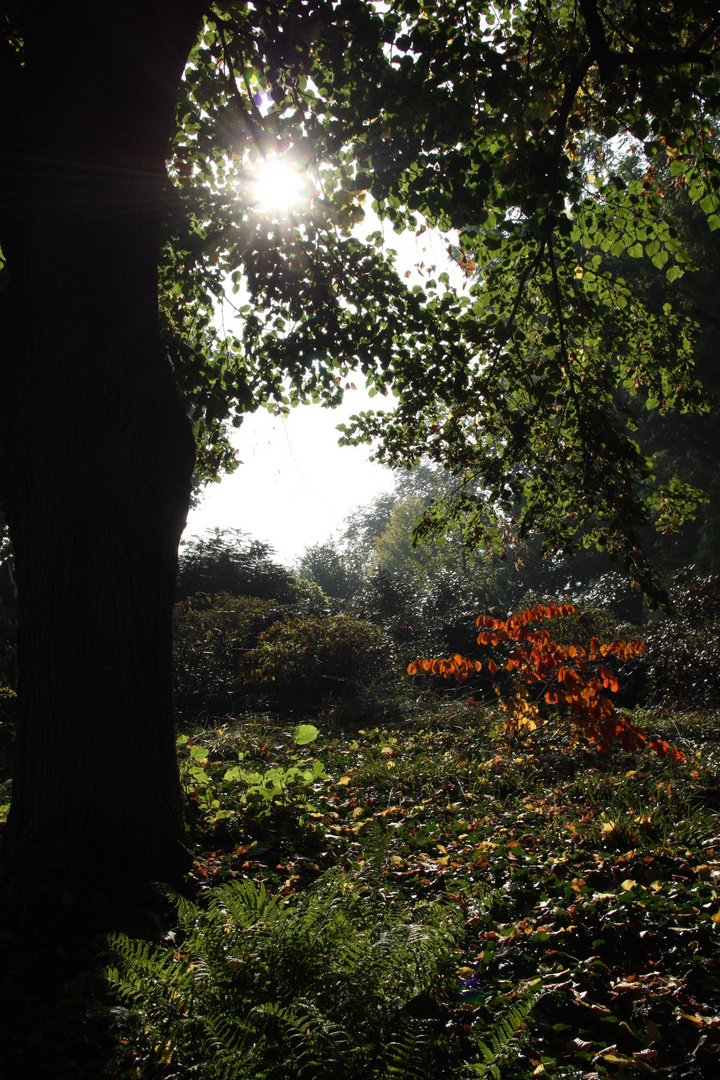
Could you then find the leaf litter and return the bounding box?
[181,702,720,1078]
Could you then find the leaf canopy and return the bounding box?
[14,0,717,597]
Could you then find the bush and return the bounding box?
[643,573,720,707]
[173,593,287,720]
[245,613,388,702]
[173,595,390,719]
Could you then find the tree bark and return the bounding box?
[0,2,206,885]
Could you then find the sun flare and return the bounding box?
[251,157,311,214]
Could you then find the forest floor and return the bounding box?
[1,697,720,1078]
[171,697,720,1079]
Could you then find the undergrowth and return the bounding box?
[106,862,537,1079]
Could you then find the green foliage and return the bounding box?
[173,593,287,719]
[643,573,720,706]
[4,0,720,598]
[176,722,328,826]
[470,995,539,1079]
[101,703,720,1080]
[105,866,473,1080]
[119,0,720,592]
[295,541,364,603]
[246,612,388,701]
[173,593,390,720]
[178,528,300,602]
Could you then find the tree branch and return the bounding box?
[578,0,720,79]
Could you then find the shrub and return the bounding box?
[173,593,287,719]
[408,603,684,760]
[173,595,390,719]
[643,573,720,707]
[245,613,388,702]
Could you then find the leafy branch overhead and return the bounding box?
[160,0,720,593]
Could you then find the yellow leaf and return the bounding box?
[154,1041,174,1065]
[601,822,615,834]
[337,774,351,786]
[621,879,637,891]
[680,1012,713,1028]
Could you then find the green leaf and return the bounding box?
[294,723,320,746]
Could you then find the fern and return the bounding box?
[104,866,528,1079]
[467,992,539,1079]
[105,865,474,1079]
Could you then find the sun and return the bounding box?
[251,157,311,214]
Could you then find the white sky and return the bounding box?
[183,388,395,566]
[183,201,461,567]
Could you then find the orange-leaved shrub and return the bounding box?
[408,603,684,761]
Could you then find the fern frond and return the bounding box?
[468,992,539,1079]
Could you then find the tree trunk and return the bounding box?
[0,2,205,886]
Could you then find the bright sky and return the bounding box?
[183,389,395,567]
[183,159,460,567]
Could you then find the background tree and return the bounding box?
[295,540,364,603]
[178,528,298,601]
